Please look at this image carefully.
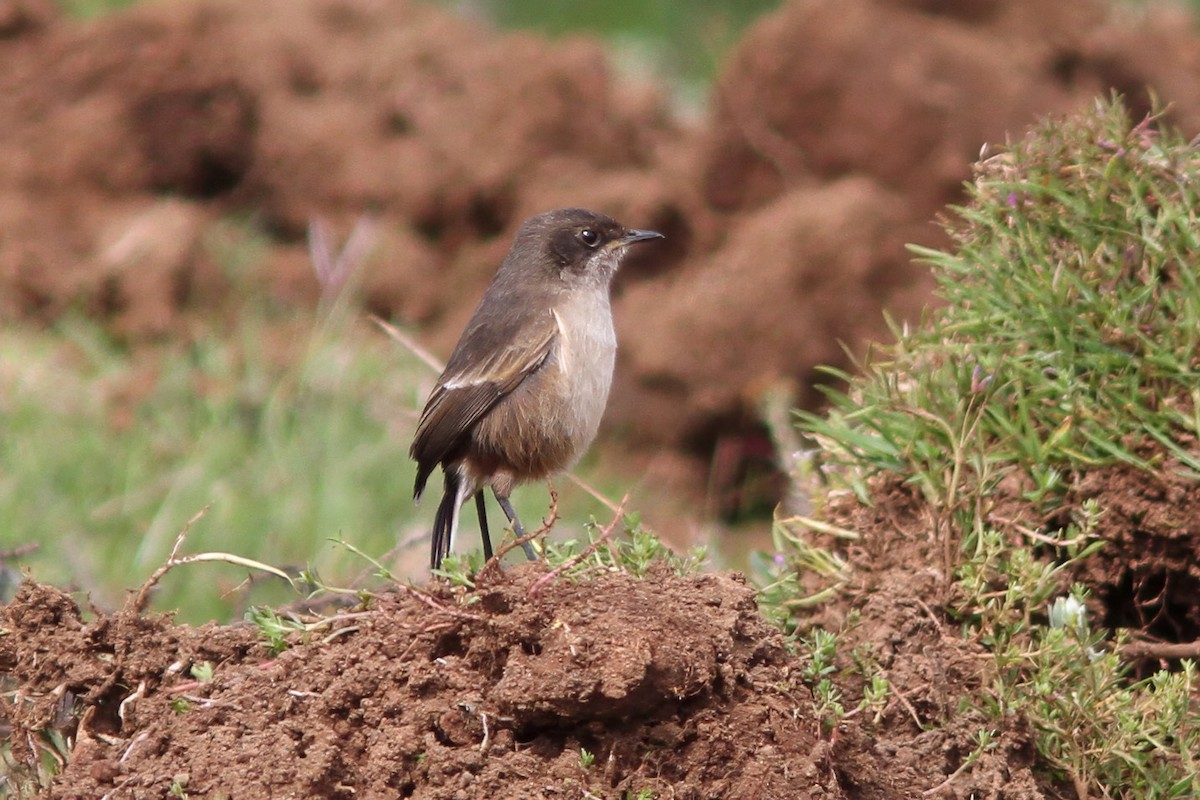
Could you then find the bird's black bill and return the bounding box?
[621,229,665,246]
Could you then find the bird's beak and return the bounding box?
[620,229,665,246]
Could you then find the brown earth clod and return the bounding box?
[3,568,832,799]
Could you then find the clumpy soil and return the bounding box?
[7,569,814,799]
[0,560,1023,800]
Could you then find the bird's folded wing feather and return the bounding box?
[410,311,558,466]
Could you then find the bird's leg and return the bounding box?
[475,491,494,561]
[494,492,538,561]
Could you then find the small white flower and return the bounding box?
[1049,595,1088,630]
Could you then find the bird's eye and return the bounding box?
[578,228,600,247]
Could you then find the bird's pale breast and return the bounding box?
[467,289,615,486]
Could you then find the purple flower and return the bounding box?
[971,365,994,393]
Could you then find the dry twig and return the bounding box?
[527,495,628,597]
[396,583,484,622]
[129,507,295,615]
[0,542,39,561]
[1119,639,1200,661]
[370,314,445,375]
[476,488,561,583]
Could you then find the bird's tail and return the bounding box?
[431,469,470,570]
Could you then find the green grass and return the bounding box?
[54,0,139,18]
[768,96,1200,798]
[802,97,1200,516]
[459,0,780,96]
[0,312,420,620]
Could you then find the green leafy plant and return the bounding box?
[857,673,891,721]
[245,606,310,656]
[542,513,706,580]
[429,552,483,589]
[959,532,1200,797]
[803,98,1200,514]
[189,661,214,682]
[798,628,846,732]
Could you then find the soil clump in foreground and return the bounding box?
[3,549,1029,800]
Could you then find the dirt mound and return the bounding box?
[701,0,1200,217]
[1064,453,1200,671]
[4,0,1200,499]
[3,555,1068,799]
[3,570,818,799]
[0,0,680,339]
[613,178,927,446]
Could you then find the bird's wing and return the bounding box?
[410,309,558,491]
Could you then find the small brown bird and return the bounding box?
[411,208,663,569]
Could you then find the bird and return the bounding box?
[410,207,664,570]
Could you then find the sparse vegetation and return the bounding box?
[245,605,311,655]
[0,298,424,620]
[0,727,69,797]
[961,527,1200,796]
[541,512,707,579]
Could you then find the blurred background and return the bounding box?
[3,0,1200,621]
